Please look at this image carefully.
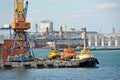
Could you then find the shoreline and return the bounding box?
[57,48,120,52]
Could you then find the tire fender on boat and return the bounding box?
[88,58,91,61]
[92,58,95,61]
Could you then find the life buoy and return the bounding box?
[88,58,91,61]
[92,58,95,61]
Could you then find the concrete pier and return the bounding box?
[0,57,99,69]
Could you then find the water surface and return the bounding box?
[0,49,120,80]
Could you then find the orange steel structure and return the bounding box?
[12,0,30,30]
[1,0,34,61]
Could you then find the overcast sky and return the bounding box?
[0,0,120,33]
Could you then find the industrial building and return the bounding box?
[0,23,120,49]
[40,20,53,35]
[88,33,120,49]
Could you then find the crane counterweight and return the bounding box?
[12,22,30,30]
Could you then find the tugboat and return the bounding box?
[47,40,60,59]
[78,28,99,67]
[60,37,77,60]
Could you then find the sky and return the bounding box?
[0,0,120,33]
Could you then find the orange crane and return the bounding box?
[11,0,34,61]
[12,0,30,46]
[1,0,34,62]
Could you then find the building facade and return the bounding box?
[40,20,53,34]
[87,33,120,48]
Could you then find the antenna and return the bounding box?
[53,40,56,50]
[82,27,87,50]
[68,35,70,48]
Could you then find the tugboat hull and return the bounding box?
[79,57,99,67]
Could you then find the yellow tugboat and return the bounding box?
[78,28,99,67]
[47,40,60,59]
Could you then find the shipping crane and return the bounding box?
[10,0,34,61]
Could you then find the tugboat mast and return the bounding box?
[82,27,87,50]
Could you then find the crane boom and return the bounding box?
[12,0,30,30]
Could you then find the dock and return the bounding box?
[0,57,99,69]
[0,60,79,69]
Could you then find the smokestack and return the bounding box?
[59,26,63,38]
[45,27,49,36]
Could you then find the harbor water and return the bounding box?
[0,49,120,80]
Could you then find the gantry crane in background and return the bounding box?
[10,0,34,61]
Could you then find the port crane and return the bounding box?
[10,0,34,61]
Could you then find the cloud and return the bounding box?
[96,3,119,9]
[71,12,100,18]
